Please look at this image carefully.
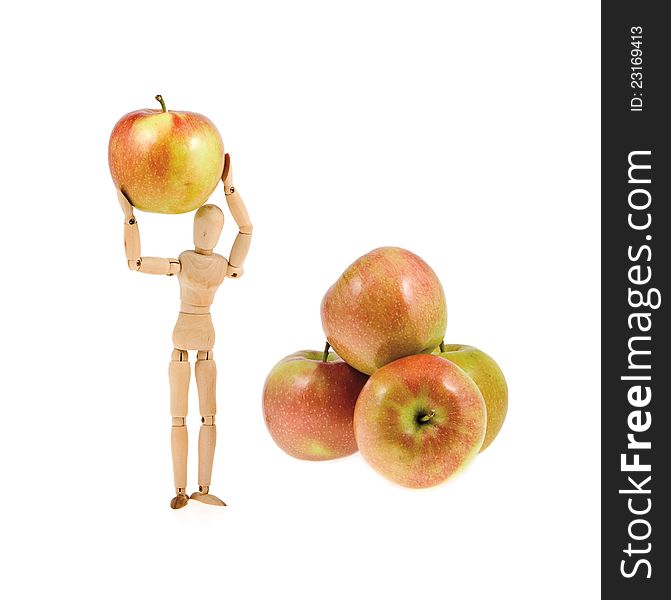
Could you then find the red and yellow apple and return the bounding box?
[321,247,447,375]
[262,349,369,460]
[433,344,508,452]
[108,95,224,214]
[354,354,486,488]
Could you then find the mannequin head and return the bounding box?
[193,204,224,253]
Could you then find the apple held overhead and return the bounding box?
[109,95,225,214]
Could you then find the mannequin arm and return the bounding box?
[116,188,181,275]
[222,154,253,279]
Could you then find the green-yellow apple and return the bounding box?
[108,95,224,214]
[321,247,447,375]
[354,354,486,488]
[262,349,368,460]
[433,344,508,452]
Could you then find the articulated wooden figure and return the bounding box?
[117,154,252,509]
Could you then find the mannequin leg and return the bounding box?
[169,348,190,509]
[190,350,226,506]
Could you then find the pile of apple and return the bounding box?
[262,247,508,488]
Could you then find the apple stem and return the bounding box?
[439,340,445,352]
[419,410,436,423]
[322,342,331,362]
[155,94,167,112]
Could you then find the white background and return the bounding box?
[1,1,600,598]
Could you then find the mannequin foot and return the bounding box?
[190,486,226,506]
[170,489,189,510]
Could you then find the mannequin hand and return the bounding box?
[226,264,244,279]
[116,188,135,219]
[222,153,234,195]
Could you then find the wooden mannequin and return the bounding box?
[117,153,252,509]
